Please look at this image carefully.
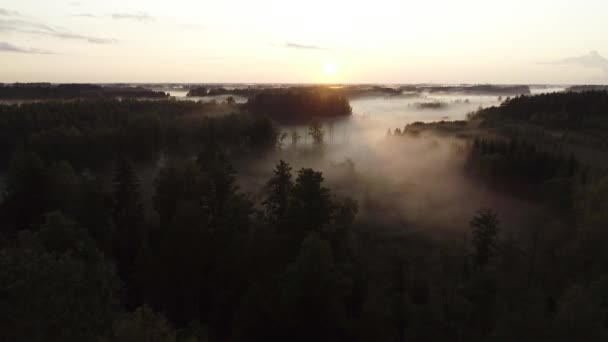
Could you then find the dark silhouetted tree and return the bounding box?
[263,160,293,224]
[110,157,144,306]
[0,212,119,341]
[278,233,351,341]
[0,151,52,234]
[290,168,332,234]
[471,208,499,268]
[308,121,325,148]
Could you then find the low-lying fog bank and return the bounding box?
[235,129,535,237]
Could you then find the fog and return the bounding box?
[147,87,565,234]
[166,89,249,104]
[232,94,538,235]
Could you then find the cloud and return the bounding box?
[0,41,54,54]
[546,51,608,73]
[72,11,154,22]
[111,12,154,21]
[0,18,116,44]
[281,42,329,51]
[0,8,20,17]
[72,13,100,18]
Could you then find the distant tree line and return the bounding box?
[400,84,531,95]
[0,83,169,100]
[186,86,260,98]
[246,89,352,124]
[413,101,447,109]
[567,85,608,93]
[475,91,608,130]
[0,99,277,169]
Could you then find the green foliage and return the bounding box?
[290,129,301,147]
[475,90,608,130]
[110,158,144,297]
[0,212,119,342]
[290,168,332,232]
[1,150,53,233]
[278,233,351,341]
[263,160,293,224]
[308,120,325,148]
[0,100,277,170]
[246,89,352,124]
[551,286,607,341]
[100,306,179,342]
[468,138,580,210]
[154,158,205,226]
[576,175,608,229]
[471,208,499,268]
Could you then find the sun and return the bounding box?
[323,63,336,77]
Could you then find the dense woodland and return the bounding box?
[1,90,608,341]
[0,83,169,100]
[246,89,352,124]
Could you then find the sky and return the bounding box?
[1,0,608,84]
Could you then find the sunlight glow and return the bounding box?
[2,0,607,83]
[323,63,336,77]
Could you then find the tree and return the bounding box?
[277,132,289,150]
[551,286,607,341]
[308,121,325,148]
[247,117,277,151]
[225,96,236,105]
[470,208,499,268]
[0,212,119,342]
[153,158,203,227]
[110,157,145,306]
[100,306,179,342]
[278,234,351,341]
[291,130,301,148]
[111,157,144,234]
[263,160,293,224]
[290,168,332,233]
[0,151,53,234]
[196,150,244,228]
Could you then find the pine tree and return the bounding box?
[471,208,499,268]
[111,156,144,307]
[263,160,293,224]
[290,168,332,233]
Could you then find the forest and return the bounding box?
[245,89,352,124]
[0,83,169,100]
[1,90,608,341]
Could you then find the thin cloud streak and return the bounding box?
[0,41,54,54]
[0,8,20,17]
[111,12,154,21]
[0,18,116,44]
[283,42,329,51]
[72,13,101,18]
[72,12,154,22]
